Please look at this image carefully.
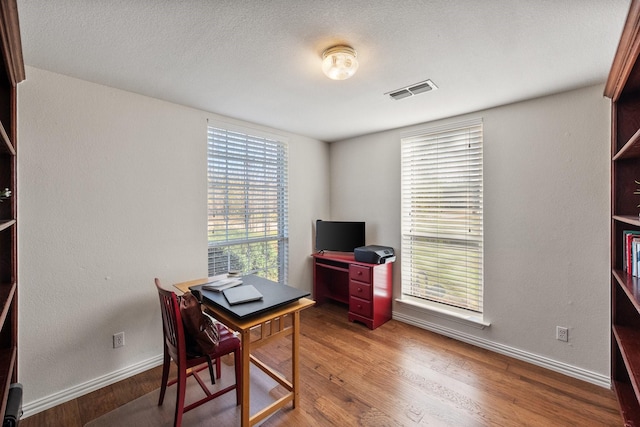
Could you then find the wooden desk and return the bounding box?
[175,278,314,427]
[312,252,393,329]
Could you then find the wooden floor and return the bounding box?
[21,302,622,426]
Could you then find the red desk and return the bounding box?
[312,252,393,329]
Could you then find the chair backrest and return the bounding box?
[155,278,187,367]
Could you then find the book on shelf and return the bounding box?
[635,239,640,278]
[624,230,640,273]
[633,238,640,277]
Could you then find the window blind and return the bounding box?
[401,120,483,312]
[207,126,288,283]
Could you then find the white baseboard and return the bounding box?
[392,311,611,389]
[22,354,164,418]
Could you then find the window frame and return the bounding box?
[400,118,484,314]
[207,123,289,283]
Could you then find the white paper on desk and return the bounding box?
[202,277,243,292]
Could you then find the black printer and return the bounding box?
[354,245,396,264]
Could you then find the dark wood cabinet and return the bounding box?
[0,0,23,421]
[605,1,640,424]
[312,252,392,329]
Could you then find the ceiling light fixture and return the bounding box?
[322,45,359,80]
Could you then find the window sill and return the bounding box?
[395,296,491,329]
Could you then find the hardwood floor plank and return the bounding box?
[76,383,120,424]
[111,365,167,406]
[20,400,82,427]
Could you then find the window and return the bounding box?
[207,126,288,283]
[401,119,483,313]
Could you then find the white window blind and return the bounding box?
[207,126,288,283]
[401,119,483,312]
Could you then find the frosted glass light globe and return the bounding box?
[321,46,359,80]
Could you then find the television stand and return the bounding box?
[312,252,393,329]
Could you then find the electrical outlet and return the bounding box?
[556,326,568,342]
[113,331,125,348]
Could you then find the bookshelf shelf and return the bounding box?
[614,326,640,398]
[605,1,640,422]
[614,215,640,227]
[614,127,640,161]
[0,347,16,421]
[0,121,13,156]
[613,269,640,313]
[614,380,640,425]
[0,220,13,233]
[0,283,15,328]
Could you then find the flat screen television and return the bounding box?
[315,220,365,252]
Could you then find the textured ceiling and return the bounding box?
[16,0,631,142]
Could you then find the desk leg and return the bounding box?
[241,328,251,427]
[292,310,300,409]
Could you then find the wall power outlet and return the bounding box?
[113,331,125,348]
[556,326,568,342]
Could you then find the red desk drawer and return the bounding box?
[349,264,371,283]
[349,296,372,318]
[349,280,372,301]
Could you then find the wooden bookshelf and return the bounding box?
[605,1,640,423]
[0,0,23,422]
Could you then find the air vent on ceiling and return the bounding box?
[386,79,438,100]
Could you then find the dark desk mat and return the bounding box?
[190,274,310,319]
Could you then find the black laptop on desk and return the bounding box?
[189,274,310,319]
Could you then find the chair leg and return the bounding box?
[205,355,215,385]
[174,368,187,427]
[234,347,242,405]
[216,356,222,379]
[158,348,171,406]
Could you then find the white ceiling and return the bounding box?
[16,0,631,142]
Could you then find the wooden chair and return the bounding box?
[155,278,241,427]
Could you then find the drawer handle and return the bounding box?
[358,287,362,292]
[358,304,362,309]
[357,271,362,276]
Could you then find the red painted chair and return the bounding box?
[155,278,241,427]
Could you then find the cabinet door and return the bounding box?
[349,264,371,283]
[349,280,372,301]
[349,296,372,318]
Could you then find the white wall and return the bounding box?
[17,66,330,413]
[329,84,611,384]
